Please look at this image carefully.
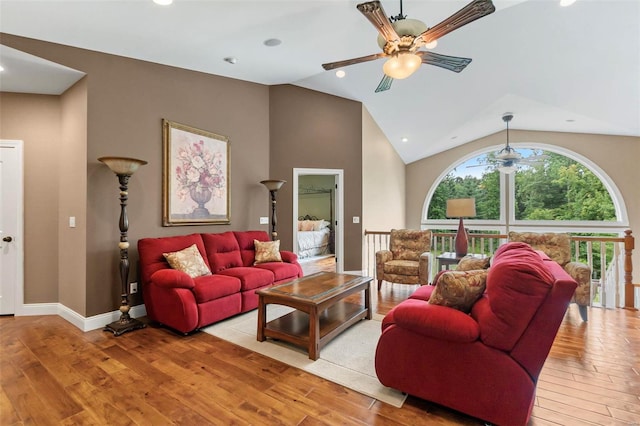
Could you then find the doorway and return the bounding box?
[293,168,344,273]
[1,140,24,315]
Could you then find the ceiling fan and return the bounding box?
[322,0,496,92]
[492,113,548,174]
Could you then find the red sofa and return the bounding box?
[375,242,577,426]
[138,230,303,334]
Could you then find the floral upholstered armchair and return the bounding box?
[376,229,432,291]
[508,231,591,321]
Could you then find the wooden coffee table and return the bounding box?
[256,272,372,360]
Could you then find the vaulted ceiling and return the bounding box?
[1,0,638,164]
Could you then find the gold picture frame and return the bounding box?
[162,119,230,226]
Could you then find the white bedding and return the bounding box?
[297,227,331,259]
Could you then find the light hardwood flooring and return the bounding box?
[1,259,639,425]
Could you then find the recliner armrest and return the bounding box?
[419,252,431,284]
[150,269,195,289]
[280,250,298,263]
[391,299,480,343]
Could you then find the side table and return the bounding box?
[436,252,487,271]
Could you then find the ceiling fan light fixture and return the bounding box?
[383,52,421,79]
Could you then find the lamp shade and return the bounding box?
[260,179,286,191]
[446,198,476,218]
[99,156,147,176]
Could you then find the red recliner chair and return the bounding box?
[375,242,577,426]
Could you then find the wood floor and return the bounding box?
[1,258,639,425]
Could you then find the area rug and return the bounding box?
[202,306,407,408]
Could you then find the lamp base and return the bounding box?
[104,316,146,336]
[454,217,468,258]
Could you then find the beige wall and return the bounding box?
[0,93,61,303]
[58,78,88,314]
[406,130,640,274]
[362,106,405,231]
[269,85,364,271]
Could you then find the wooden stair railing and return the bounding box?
[364,229,637,310]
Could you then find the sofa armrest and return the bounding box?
[391,299,479,343]
[280,250,298,263]
[150,269,195,289]
[419,252,431,285]
[564,261,591,306]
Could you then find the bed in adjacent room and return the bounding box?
[297,216,332,259]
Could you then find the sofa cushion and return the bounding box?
[429,270,487,313]
[138,233,209,285]
[217,267,274,291]
[383,259,419,276]
[192,274,241,304]
[255,262,302,282]
[201,231,243,273]
[233,230,271,266]
[473,242,554,352]
[163,244,212,278]
[254,239,283,264]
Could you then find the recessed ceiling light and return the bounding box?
[264,38,282,47]
[153,0,173,5]
[566,119,576,122]
[401,137,409,143]
[223,57,237,65]
[335,70,346,78]
[560,0,577,6]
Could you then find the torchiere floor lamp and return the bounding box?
[99,156,147,336]
[260,179,286,240]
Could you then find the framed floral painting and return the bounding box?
[162,119,230,226]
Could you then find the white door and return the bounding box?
[0,140,23,315]
[293,168,344,273]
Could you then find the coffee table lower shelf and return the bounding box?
[263,301,368,360]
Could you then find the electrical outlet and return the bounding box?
[130,282,138,294]
[260,216,269,225]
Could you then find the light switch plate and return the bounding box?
[260,217,269,225]
[353,216,360,224]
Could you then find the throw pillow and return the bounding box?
[457,255,491,271]
[163,244,212,278]
[254,239,283,264]
[429,270,488,313]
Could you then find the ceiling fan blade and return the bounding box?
[322,53,387,71]
[414,0,496,48]
[357,1,400,44]
[375,75,393,93]
[418,51,472,73]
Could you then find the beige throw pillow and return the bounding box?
[254,239,283,264]
[429,270,487,313]
[163,244,212,278]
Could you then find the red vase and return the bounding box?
[454,218,468,258]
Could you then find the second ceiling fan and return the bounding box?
[322,0,496,92]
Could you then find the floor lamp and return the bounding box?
[99,156,147,336]
[446,198,476,258]
[260,179,286,241]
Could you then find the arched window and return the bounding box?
[423,143,627,230]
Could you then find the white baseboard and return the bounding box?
[15,303,147,332]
